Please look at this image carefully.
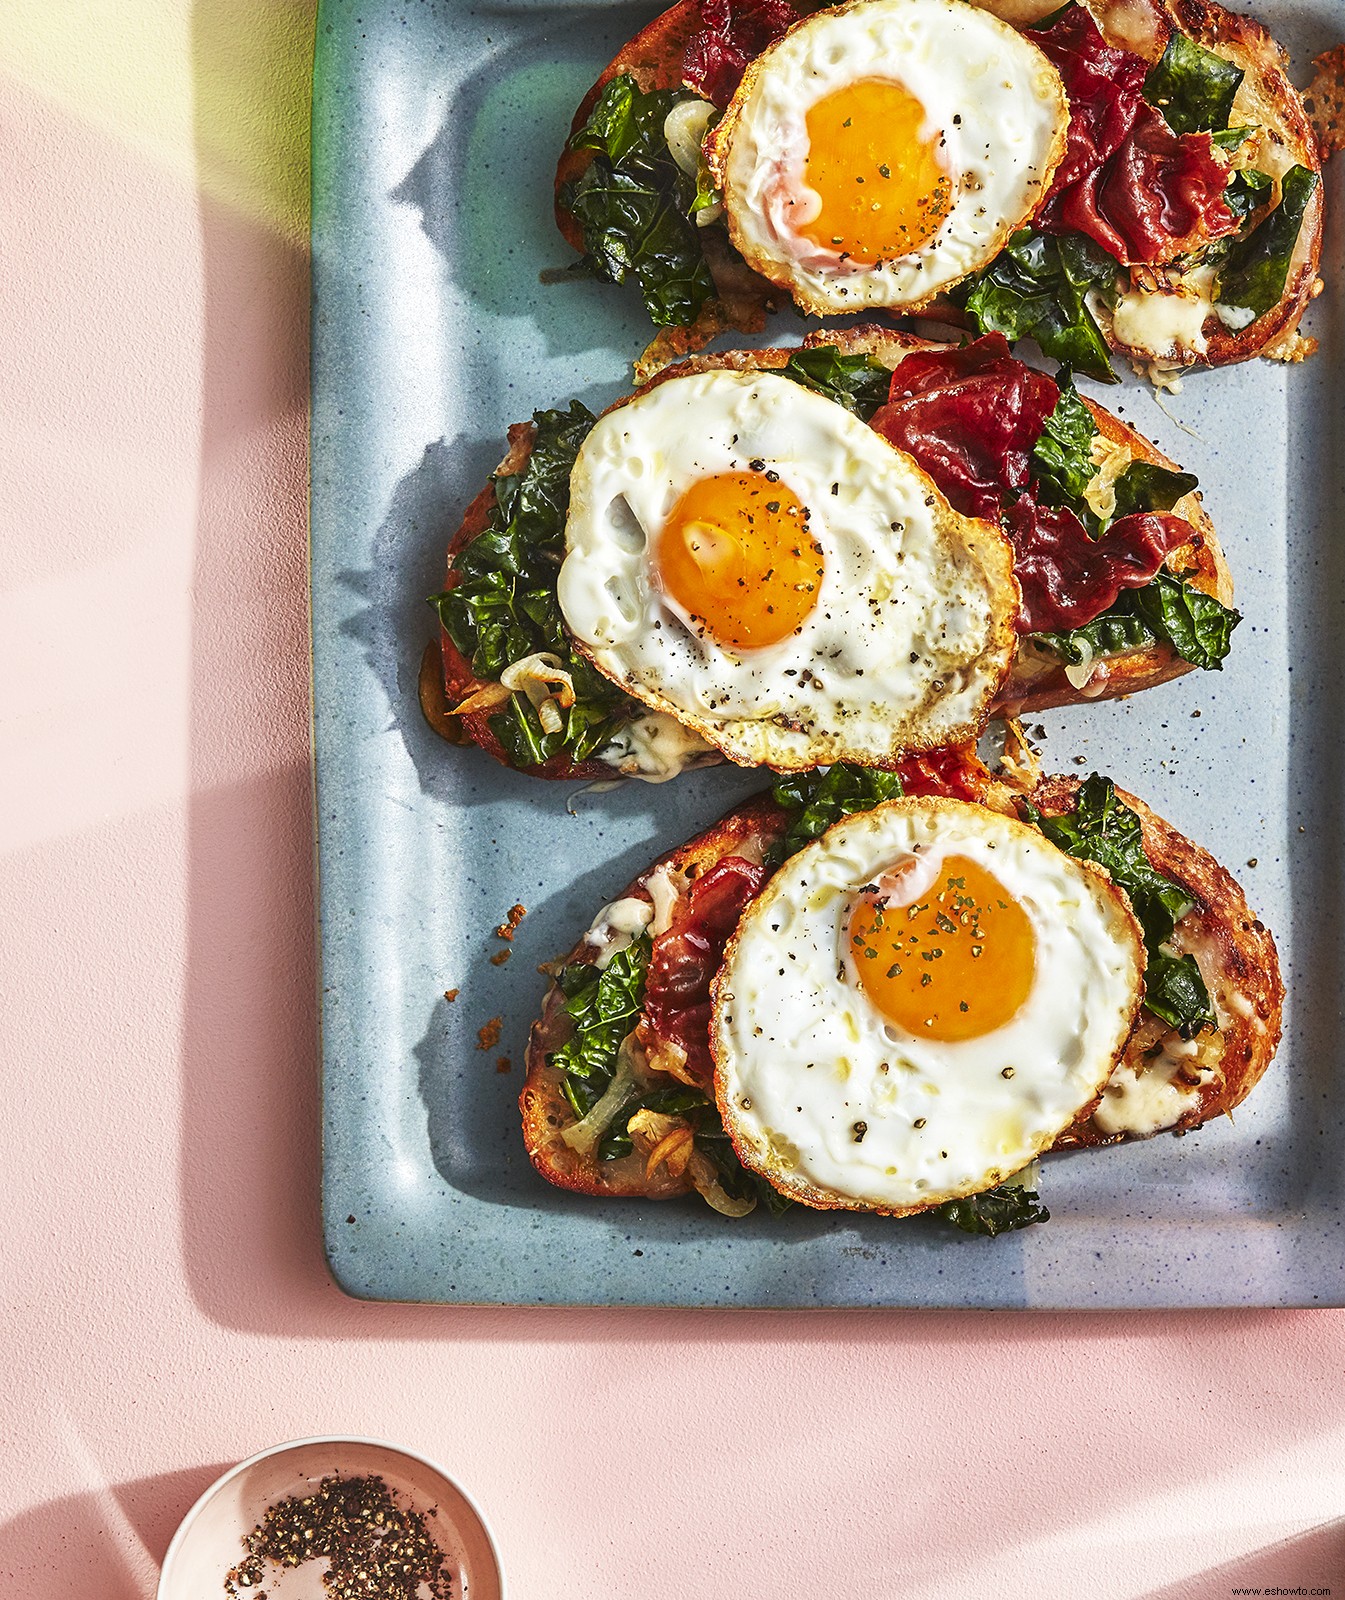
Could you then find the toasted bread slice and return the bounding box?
[520,759,1283,1209]
[556,0,1329,380]
[434,329,1230,777]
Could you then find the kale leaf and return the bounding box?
[1033,571,1239,672]
[1211,125,1255,153]
[769,763,906,864]
[562,75,716,329]
[936,1183,1050,1236]
[1142,948,1219,1038]
[957,228,1120,384]
[1223,164,1272,228]
[780,346,892,420]
[1131,569,1240,671]
[1215,164,1318,327]
[549,939,784,1205]
[429,401,635,767]
[1032,608,1158,666]
[1109,460,1199,520]
[1142,32,1244,135]
[1028,381,1199,542]
[550,934,652,1118]
[1030,376,1100,511]
[1023,774,1216,1037]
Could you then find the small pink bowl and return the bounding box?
[157,1436,504,1599]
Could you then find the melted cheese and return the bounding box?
[1093,1037,1209,1137]
[584,896,654,967]
[645,863,688,937]
[1111,267,1216,364]
[598,711,717,784]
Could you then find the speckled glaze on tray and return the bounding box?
[311,0,1345,1307]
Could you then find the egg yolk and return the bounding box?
[654,471,824,651]
[848,854,1036,1042]
[800,78,953,265]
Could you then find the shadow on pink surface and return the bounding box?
[1141,1519,1344,1598]
[0,1465,229,1597]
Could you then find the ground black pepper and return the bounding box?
[223,1473,454,1600]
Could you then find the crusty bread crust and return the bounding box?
[520,770,1283,1206]
[433,329,1230,771]
[556,0,1328,372]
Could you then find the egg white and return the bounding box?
[713,797,1145,1213]
[557,368,1019,769]
[708,0,1068,314]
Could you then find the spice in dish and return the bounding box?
[222,1472,453,1599]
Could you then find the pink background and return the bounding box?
[2,3,1343,1595]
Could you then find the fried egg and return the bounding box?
[557,368,1019,769]
[713,797,1145,1212]
[706,0,1069,315]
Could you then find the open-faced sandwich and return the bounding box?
[519,743,1283,1231]
[555,0,1334,386]
[427,329,1238,782]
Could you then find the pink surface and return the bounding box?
[2,4,1343,1596]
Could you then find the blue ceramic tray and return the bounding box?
[311,0,1345,1306]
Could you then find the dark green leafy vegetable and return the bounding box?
[957,228,1120,384]
[488,691,627,770]
[1033,571,1238,672]
[597,1082,712,1160]
[1030,376,1099,512]
[691,1118,794,1214]
[1142,33,1244,135]
[1027,380,1200,543]
[1214,164,1317,326]
[548,937,782,1204]
[550,935,652,1118]
[769,764,905,864]
[936,1183,1050,1236]
[1131,570,1240,671]
[1032,609,1157,666]
[1211,125,1255,152]
[1142,948,1218,1037]
[562,75,715,328]
[780,346,892,420]
[429,401,634,767]
[1109,460,1199,520]
[1223,164,1271,227]
[691,111,722,215]
[1023,775,1216,1037]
